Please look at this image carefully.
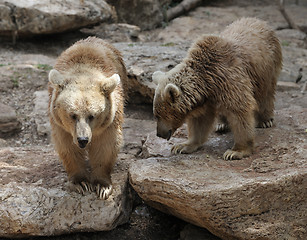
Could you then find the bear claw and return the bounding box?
[223,149,251,160]
[171,143,199,154]
[73,181,93,195]
[96,184,113,200]
[258,119,273,128]
[215,123,230,133]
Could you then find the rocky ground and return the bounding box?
[0,0,307,240]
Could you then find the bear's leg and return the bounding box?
[52,124,90,194]
[215,115,230,133]
[172,106,216,154]
[223,111,255,160]
[256,93,275,128]
[88,131,119,200]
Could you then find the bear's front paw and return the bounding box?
[223,149,251,160]
[96,184,113,200]
[215,123,230,133]
[70,181,94,195]
[257,119,273,128]
[171,142,200,154]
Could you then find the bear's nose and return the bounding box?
[77,137,89,148]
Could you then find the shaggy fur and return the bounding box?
[48,37,127,199]
[153,18,282,160]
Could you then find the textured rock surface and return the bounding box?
[33,90,50,137]
[108,0,171,30]
[0,146,133,238]
[0,0,115,37]
[0,103,21,137]
[130,103,307,239]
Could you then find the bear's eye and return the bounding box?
[88,115,94,121]
[71,114,77,120]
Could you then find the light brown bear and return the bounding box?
[48,37,127,199]
[152,18,282,160]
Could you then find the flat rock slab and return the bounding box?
[129,106,307,240]
[0,146,133,238]
[0,0,115,37]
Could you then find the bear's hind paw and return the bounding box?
[223,149,251,160]
[96,184,113,200]
[171,143,199,154]
[257,119,273,128]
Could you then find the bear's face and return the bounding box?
[49,69,120,148]
[152,71,186,140]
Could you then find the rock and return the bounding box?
[279,46,307,83]
[155,5,288,44]
[277,81,301,91]
[0,146,133,237]
[0,0,116,37]
[114,42,188,103]
[32,91,50,137]
[129,105,307,240]
[0,103,21,137]
[81,23,141,42]
[0,138,7,147]
[276,29,307,49]
[108,0,171,30]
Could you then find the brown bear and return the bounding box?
[48,37,128,199]
[152,17,282,160]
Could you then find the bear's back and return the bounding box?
[220,18,282,73]
[54,37,127,79]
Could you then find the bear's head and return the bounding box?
[152,71,186,140]
[49,69,120,149]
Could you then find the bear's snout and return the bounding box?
[77,137,89,148]
[157,129,172,141]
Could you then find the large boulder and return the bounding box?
[129,101,307,239]
[0,146,133,237]
[0,0,116,37]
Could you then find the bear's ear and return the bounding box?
[49,69,65,88]
[101,74,120,95]
[164,83,181,103]
[152,71,165,85]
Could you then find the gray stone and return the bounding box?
[279,46,307,84]
[277,81,301,91]
[33,91,50,137]
[129,104,307,240]
[0,0,116,37]
[154,6,288,44]
[0,146,133,237]
[0,103,21,137]
[0,138,7,147]
[109,0,170,30]
[81,23,141,42]
[276,29,307,48]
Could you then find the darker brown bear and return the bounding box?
[152,17,282,160]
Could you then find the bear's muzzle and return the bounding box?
[77,137,89,148]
